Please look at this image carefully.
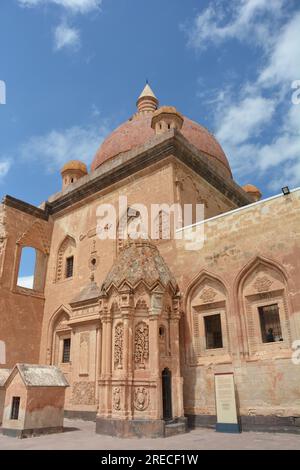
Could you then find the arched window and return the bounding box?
[56,236,76,282]
[186,271,229,361]
[237,257,291,356]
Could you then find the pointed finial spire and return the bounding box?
[136,82,159,113]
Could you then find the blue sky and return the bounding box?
[0,0,300,210]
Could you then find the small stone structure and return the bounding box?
[0,369,10,425]
[2,364,68,438]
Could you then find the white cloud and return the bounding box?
[17,0,102,51]
[184,0,285,51]
[17,275,34,289]
[20,123,109,172]
[187,3,300,190]
[216,96,276,146]
[54,22,80,50]
[0,159,12,182]
[258,12,300,87]
[18,0,102,14]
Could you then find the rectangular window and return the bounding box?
[204,314,223,349]
[65,256,74,278]
[10,397,20,420]
[258,304,283,343]
[62,338,71,363]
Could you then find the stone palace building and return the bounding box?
[0,84,299,437]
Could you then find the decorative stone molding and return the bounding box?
[114,323,123,369]
[113,387,121,411]
[134,322,149,369]
[253,276,273,293]
[134,387,149,411]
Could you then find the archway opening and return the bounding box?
[162,368,172,421]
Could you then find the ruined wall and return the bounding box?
[0,203,53,368]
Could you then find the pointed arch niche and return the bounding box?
[186,271,231,364]
[47,306,71,367]
[236,257,291,358]
[55,235,76,282]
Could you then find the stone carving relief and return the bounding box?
[134,387,149,411]
[253,276,273,293]
[134,322,149,369]
[114,323,123,369]
[72,381,95,405]
[79,332,90,375]
[113,387,121,411]
[200,287,217,303]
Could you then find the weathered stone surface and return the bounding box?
[13,364,69,387]
[102,239,178,292]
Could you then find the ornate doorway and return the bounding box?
[162,368,172,421]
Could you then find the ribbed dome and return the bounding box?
[91,112,232,178]
[91,85,232,178]
[102,239,178,293]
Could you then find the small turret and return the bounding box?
[151,106,184,135]
[242,184,262,202]
[61,160,88,191]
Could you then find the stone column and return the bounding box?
[149,288,164,420]
[119,285,134,419]
[170,294,184,418]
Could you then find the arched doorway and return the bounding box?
[162,368,172,421]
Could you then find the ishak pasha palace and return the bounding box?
[0,84,299,438]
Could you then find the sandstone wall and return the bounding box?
[0,203,53,368]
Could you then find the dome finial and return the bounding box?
[136,82,159,113]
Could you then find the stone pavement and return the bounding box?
[0,419,300,450]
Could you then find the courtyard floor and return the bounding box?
[0,419,300,450]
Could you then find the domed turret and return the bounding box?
[61,160,88,190]
[151,106,184,134]
[242,184,262,202]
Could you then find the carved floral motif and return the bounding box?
[113,387,121,410]
[134,387,149,411]
[72,382,95,405]
[134,322,149,369]
[254,276,273,292]
[114,323,123,369]
[200,287,217,303]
